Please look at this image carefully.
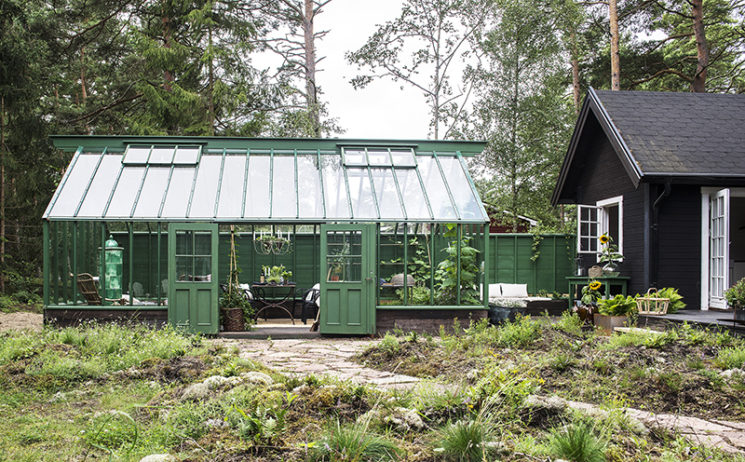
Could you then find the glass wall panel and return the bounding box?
[106,167,145,218]
[216,155,246,218]
[77,155,123,217]
[343,149,365,166]
[417,156,456,220]
[148,146,175,164]
[367,149,391,166]
[394,168,430,220]
[49,154,100,217]
[297,156,324,218]
[123,146,151,164]
[391,149,416,167]
[347,168,377,219]
[325,230,362,282]
[188,155,222,218]
[173,146,200,164]
[438,157,483,220]
[320,155,350,218]
[371,168,403,219]
[271,156,297,218]
[244,155,271,218]
[161,167,195,218]
[134,167,170,217]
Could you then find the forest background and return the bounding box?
[1,0,744,306]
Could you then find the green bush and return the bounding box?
[597,295,636,316]
[726,278,745,309]
[656,288,686,314]
[379,333,400,356]
[547,420,607,462]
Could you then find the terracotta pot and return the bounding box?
[593,313,628,334]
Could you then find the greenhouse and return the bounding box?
[43,136,490,335]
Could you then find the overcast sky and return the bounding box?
[302,1,433,139]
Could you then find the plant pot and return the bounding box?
[221,307,245,332]
[593,313,628,334]
[488,305,526,325]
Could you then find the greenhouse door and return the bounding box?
[320,224,376,335]
[168,224,219,334]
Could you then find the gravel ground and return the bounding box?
[0,311,43,332]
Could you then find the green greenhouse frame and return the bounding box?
[43,136,491,335]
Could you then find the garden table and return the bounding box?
[251,283,296,324]
[566,276,629,308]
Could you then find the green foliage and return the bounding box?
[725,278,745,310]
[494,315,541,348]
[715,347,745,370]
[435,419,499,462]
[656,287,686,314]
[82,410,139,457]
[311,421,400,462]
[378,333,401,357]
[547,420,607,462]
[396,285,432,305]
[597,295,636,317]
[435,235,481,305]
[554,311,584,337]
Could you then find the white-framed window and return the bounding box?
[577,195,623,258]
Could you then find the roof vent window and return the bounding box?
[122,145,201,165]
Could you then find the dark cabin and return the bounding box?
[552,88,745,311]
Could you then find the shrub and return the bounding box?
[494,316,541,348]
[725,278,745,309]
[716,347,745,370]
[597,295,636,316]
[379,333,400,356]
[547,420,607,462]
[656,288,686,314]
[311,421,400,462]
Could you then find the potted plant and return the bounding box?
[725,278,745,322]
[594,294,636,334]
[327,241,349,282]
[574,280,602,324]
[263,265,292,285]
[598,234,623,275]
[221,226,254,331]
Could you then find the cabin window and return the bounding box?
[577,195,623,258]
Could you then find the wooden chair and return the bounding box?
[77,273,121,305]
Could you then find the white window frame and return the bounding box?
[577,205,600,255]
[596,195,623,262]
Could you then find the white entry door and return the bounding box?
[709,188,729,309]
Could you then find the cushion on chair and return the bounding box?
[499,283,529,297]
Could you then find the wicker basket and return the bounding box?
[221,307,245,331]
[636,288,669,315]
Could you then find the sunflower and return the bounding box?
[588,281,602,291]
[599,234,610,245]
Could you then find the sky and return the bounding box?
[288,1,434,139]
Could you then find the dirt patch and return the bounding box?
[0,311,42,332]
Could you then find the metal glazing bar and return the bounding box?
[100,224,106,306]
[430,223,435,305]
[456,224,462,305]
[213,149,227,218]
[292,224,297,280]
[158,165,176,218]
[130,163,150,218]
[366,166,381,219]
[156,222,161,305]
[317,149,327,219]
[376,223,381,306]
[458,152,489,220]
[403,224,408,305]
[72,223,78,305]
[185,150,202,218]
[51,222,58,304]
[145,145,154,163]
[391,168,408,220]
[483,223,489,308]
[101,159,125,218]
[75,147,107,217]
[413,162,434,220]
[386,148,394,166]
[241,149,250,218]
[62,222,69,303]
[342,160,354,219]
[269,149,274,219]
[294,149,299,219]
[433,151,460,220]
[44,146,83,218]
[129,223,134,306]
[43,221,50,306]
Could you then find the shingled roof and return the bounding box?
[552,88,745,205]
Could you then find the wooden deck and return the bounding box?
[639,309,745,335]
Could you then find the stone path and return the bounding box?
[226,338,424,390]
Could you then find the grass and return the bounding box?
[311,421,400,461]
[547,420,607,462]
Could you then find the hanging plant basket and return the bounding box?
[254,236,292,255]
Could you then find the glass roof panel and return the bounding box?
[391,149,416,167]
[271,155,297,218]
[370,168,403,219]
[437,156,484,220]
[343,148,365,166]
[367,149,391,166]
[161,167,195,218]
[77,154,123,217]
[173,146,200,164]
[297,155,324,218]
[347,168,377,219]
[123,145,151,164]
[417,156,457,219]
[49,154,100,217]
[148,146,175,164]
[105,166,146,218]
[244,155,270,218]
[216,155,246,218]
[188,155,222,218]
[134,167,171,217]
[393,168,430,219]
[320,154,350,218]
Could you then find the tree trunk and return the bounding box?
[609,0,621,90]
[0,96,5,293]
[303,0,320,137]
[571,31,581,114]
[162,15,173,91]
[208,24,215,135]
[691,0,708,92]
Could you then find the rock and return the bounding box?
[205,418,229,429]
[385,407,426,432]
[240,371,274,386]
[720,368,745,380]
[181,382,211,400]
[524,395,568,412]
[357,409,381,426]
[466,369,480,382]
[139,455,176,462]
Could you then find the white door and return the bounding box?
[709,189,729,309]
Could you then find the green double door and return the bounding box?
[168,223,218,334]
[320,224,376,335]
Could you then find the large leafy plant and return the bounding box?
[434,233,480,305]
[725,278,745,310]
[597,295,637,316]
[656,287,686,314]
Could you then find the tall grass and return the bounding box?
[547,420,607,462]
[311,421,400,462]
